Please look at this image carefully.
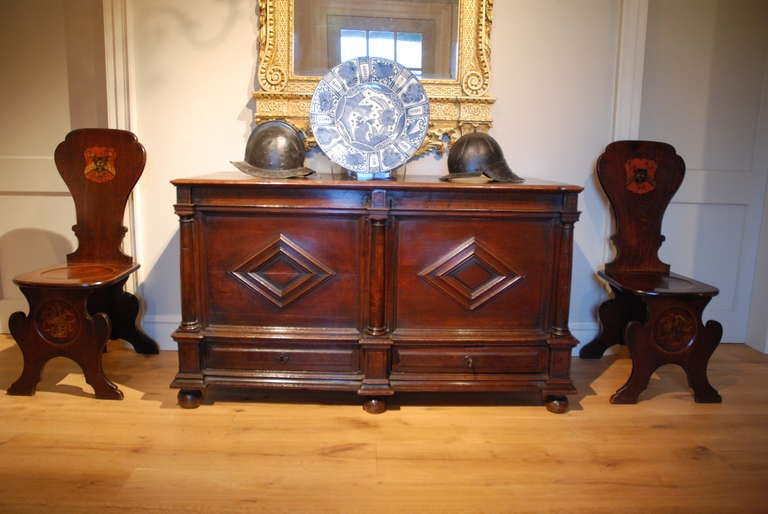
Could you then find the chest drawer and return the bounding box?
[392,346,548,374]
[204,344,361,373]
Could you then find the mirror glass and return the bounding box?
[293,0,458,79]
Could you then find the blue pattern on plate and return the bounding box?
[337,84,405,151]
[309,57,429,174]
[336,60,358,85]
[315,126,337,146]
[401,81,426,105]
[316,88,336,112]
[382,147,403,169]
[373,60,395,81]
[346,152,365,167]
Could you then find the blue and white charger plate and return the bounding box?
[309,57,429,175]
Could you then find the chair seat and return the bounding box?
[14,262,139,289]
[598,270,718,297]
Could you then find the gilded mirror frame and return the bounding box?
[254,0,495,155]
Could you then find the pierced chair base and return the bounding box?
[7,264,158,399]
[581,272,722,404]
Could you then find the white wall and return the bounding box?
[127,0,621,348]
[128,0,259,344]
[489,0,620,347]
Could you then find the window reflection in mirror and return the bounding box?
[339,29,424,76]
[293,0,458,79]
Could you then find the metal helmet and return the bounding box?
[441,131,523,183]
[232,120,314,178]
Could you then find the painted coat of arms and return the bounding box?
[624,158,657,194]
[84,146,117,183]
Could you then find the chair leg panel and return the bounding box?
[580,297,629,358]
[610,320,662,404]
[7,311,45,396]
[8,286,125,400]
[110,290,159,354]
[685,319,723,403]
[78,312,123,400]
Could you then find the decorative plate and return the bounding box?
[310,57,429,175]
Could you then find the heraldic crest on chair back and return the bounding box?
[599,140,683,275]
[7,128,158,400]
[580,140,723,404]
[56,128,145,264]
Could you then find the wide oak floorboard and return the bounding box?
[0,334,766,513]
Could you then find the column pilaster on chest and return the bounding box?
[174,185,200,333]
[551,190,581,338]
[358,189,394,406]
[365,189,389,337]
[172,184,204,408]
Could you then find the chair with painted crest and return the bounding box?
[579,140,722,404]
[7,128,158,400]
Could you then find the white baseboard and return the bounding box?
[569,321,600,355]
[140,315,179,351]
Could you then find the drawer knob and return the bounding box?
[464,355,474,369]
[277,352,290,364]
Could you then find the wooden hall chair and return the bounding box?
[7,128,158,400]
[579,140,722,404]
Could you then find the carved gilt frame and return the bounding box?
[254,0,495,155]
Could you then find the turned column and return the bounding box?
[359,189,394,413]
[544,191,580,413]
[172,188,204,408]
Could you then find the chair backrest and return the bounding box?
[54,128,146,265]
[597,140,684,275]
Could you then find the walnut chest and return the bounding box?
[171,173,581,413]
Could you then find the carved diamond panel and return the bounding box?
[418,237,523,310]
[230,234,335,308]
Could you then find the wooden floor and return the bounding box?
[0,334,766,513]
